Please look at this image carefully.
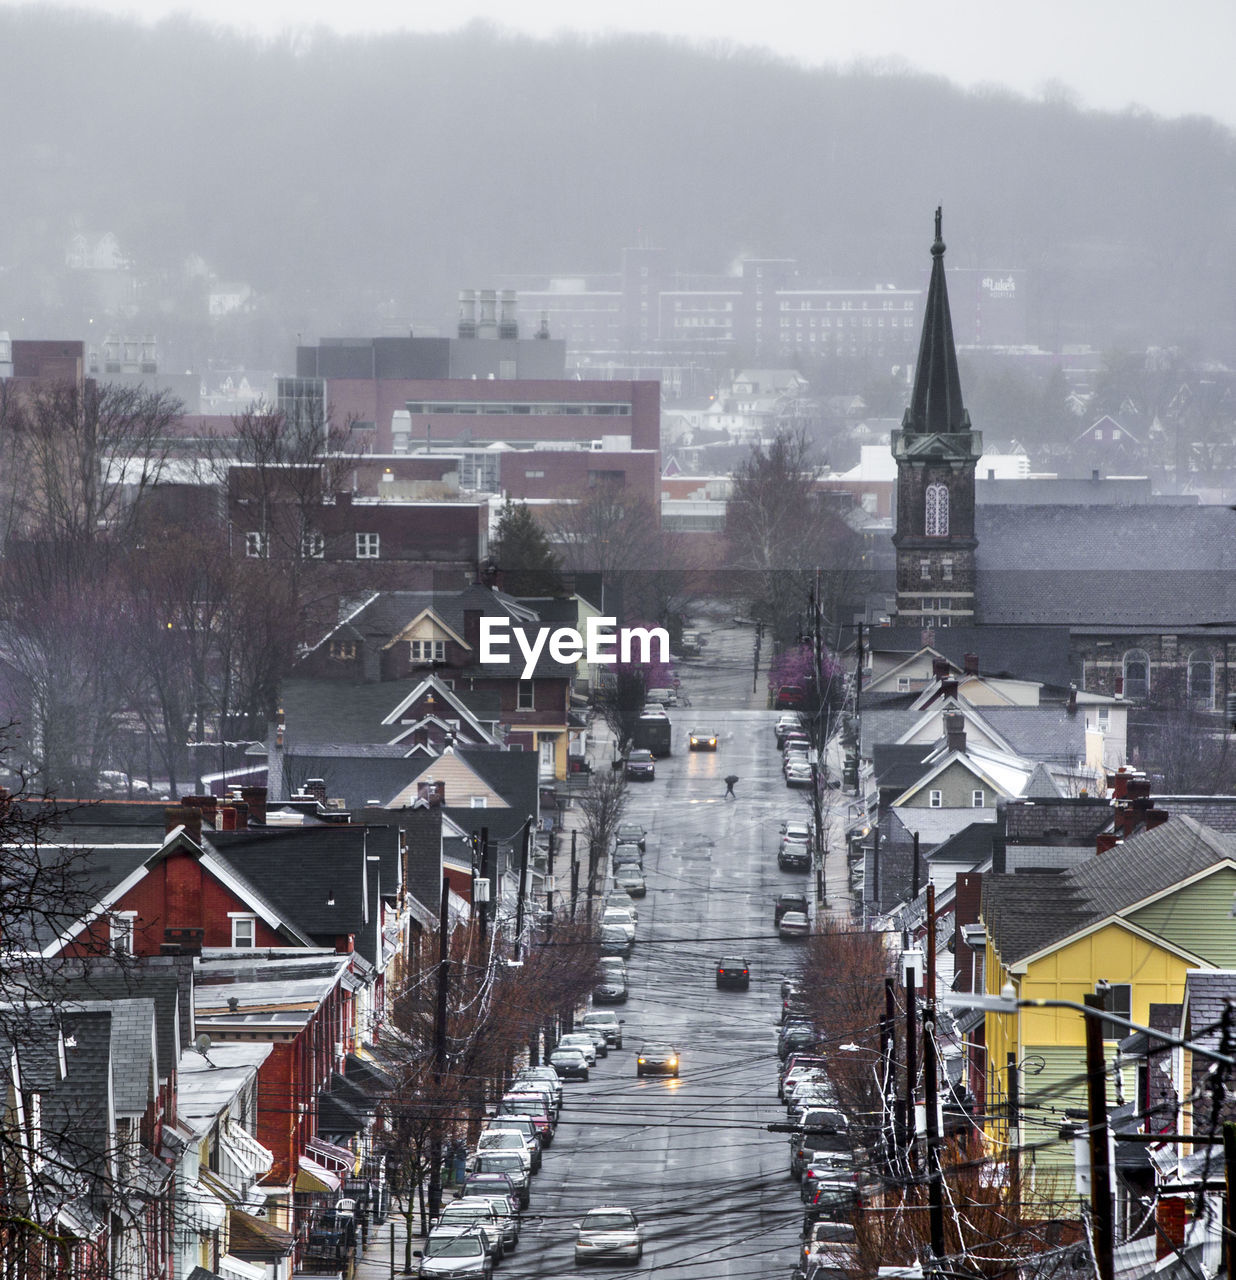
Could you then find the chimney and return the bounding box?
[944,710,966,754]
[1145,808,1169,831]
[1156,1198,1186,1261]
[181,794,218,828]
[220,806,238,831]
[1096,832,1121,855]
[498,289,519,339]
[931,657,950,679]
[1114,675,1124,699]
[462,609,481,653]
[963,652,979,675]
[305,778,328,806]
[1067,683,1078,715]
[457,289,478,339]
[940,676,960,702]
[1110,768,1131,800]
[417,780,445,807]
[1092,468,1101,483]
[992,800,1007,874]
[477,289,498,339]
[165,805,202,843]
[241,787,267,826]
[231,800,249,831]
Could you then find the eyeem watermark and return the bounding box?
[481,616,669,679]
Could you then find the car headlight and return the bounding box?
[638,1057,646,1064]
[669,1058,677,1066]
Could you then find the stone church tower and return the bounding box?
[892,209,983,626]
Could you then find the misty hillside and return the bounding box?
[4,9,1236,365]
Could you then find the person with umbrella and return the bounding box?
[724,774,739,799]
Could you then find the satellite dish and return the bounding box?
[194,1033,212,1056]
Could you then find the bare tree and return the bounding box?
[577,770,628,921]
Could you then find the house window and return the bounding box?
[941,558,953,583]
[470,796,487,808]
[1188,650,1214,708]
[925,483,949,537]
[928,789,943,808]
[1094,428,1103,441]
[356,532,380,559]
[329,641,357,661]
[411,640,446,664]
[1122,650,1150,700]
[230,915,256,948]
[897,677,910,692]
[301,531,325,559]
[517,681,535,710]
[111,912,136,955]
[244,531,267,558]
[1099,982,1132,1037]
[525,470,545,479]
[1097,706,1110,729]
[920,559,931,582]
[972,790,985,808]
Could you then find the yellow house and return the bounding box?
[979,816,1236,1200]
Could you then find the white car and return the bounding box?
[581,1010,624,1049]
[574,1206,644,1265]
[558,1033,599,1065]
[474,1129,535,1174]
[786,758,815,788]
[600,906,636,941]
[779,910,810,938]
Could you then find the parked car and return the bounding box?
[612,842,644,870]
[593,957,629,1003]
[776,684,806,708]
[600,923,634,957]
[715,956,750,990]
[614,866,647,897]
[574,1206,644,1266]
[430,1201,505,1262]
[646,686,678,707]
[456,1194,521,1253]
[582,1010,625,1048]
[624,750,656,780]
[615,823,647,851]
[558,1032,600,1065]
[779,842,812,872]
[548,1047,590,1081]
[786,759,815,788]
[688,728,718,751]
[779,1023,818,1060]
[473,1129,535,1175]
[600,905,637,941]
[414,1229,495,1279]
[775,893,810,927]
[636,1043,679,1077]
[459,1171,518,1205]
[471,1152,530,1209]
[779,910,811,939]
[482,1118,541,1171]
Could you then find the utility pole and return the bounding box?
[882,978,897,1176]
[1083,991,1115,1280]
[905,956,918,1176]
[1008,1051,1021,1226]
[1224,1122,1236,1280]
[923,884,946,1261]
[570,830,579,916]
[513,816,533,959]
[912,831,921,902]
[546,828,556,917]
[752,619,762,694]
[478,826,490,945]
[428,875,451,1222]
[585,839,597,927]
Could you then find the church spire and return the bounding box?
[905,206,969,435]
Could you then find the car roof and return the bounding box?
[781,911,809,920]
[719,955,748,965]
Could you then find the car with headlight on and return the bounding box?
[548,1046,590,1081]
[688,728,718,751]
[624,749,656,780]
[636,1043,679,1077]
[779,910,811,939]
[574,1206,644,1266]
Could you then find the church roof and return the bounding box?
[904,208,968,437]
[974,504,1236,626]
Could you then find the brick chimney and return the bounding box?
[944,710,966,754]
[220,806,238,831]
[963,652,979,675]
[1067,683,1077,714]
[1096,832,1121,855]
[940,676,960,701]
[305,778,328,806]
[165,805,202,843]
[181,795,218,829]
[231,800,249,830]
[417,780,445,807]
[241,787,267,826]
[931,657,950,679]
[1156,1198,1186,1260]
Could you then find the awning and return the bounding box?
[307,1135,357,1172]
[178,1180,227,1232]
[227,1207,295,1259]
[198,1167,243,1206]
[217,1255,265,1280]
[221,1120,274,1180]
[295,1154,342,1194]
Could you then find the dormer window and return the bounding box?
[925,483,949,537]
[411,640,445,664]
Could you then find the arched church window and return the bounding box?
[925,483,949,537]
[1188,649,1214,708]
[1123,650,1150,701]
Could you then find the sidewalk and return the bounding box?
[352,1215,424,1278]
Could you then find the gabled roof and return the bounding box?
[860,626,1074,687]
[983,815,1236,968]
[1182,970,1236,1053]
[61,997,156,1117]
[927,821,996,867]
[892,748,1023,808]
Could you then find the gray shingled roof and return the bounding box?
[863,626,1074,687]
[55,959,190,1068]
[1184,970,1236,1053]
[62,998,156,1116]
[1005,798,1115,844]
[984,815,1236,967]
[280,678,498,747]
[975,506,1236,626]
[978,706,1088,764]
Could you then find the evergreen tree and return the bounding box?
[492,499,565,597]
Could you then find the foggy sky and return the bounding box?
[13,0,1235,129]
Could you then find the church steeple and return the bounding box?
[904,207,969,437]
[891,208,983,630]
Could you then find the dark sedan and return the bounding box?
[636,1043,679,1077]
[624,750,656,780]
[715,956,750,990]
[688,729,718,751]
